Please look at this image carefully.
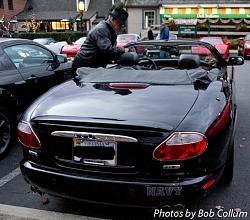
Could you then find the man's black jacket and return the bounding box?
[75,20,124,68]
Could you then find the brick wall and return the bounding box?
[0,0,27,21]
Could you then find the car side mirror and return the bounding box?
[49,55,68,71]
[227,56,244,66]
[55,54,68,63]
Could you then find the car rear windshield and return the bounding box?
[33,39,50,45]
[200,38,223,44]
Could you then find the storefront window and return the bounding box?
[51,21,69,30]
[8,0,13,10]
[144,10,155,29]
[0,0,4,9]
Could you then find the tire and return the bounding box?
[220,141,234,185]
[0,106,14,158]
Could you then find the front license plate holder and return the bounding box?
[73,138,117,166]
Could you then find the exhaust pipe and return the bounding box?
[30,185,49,205]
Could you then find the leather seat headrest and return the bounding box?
[119,52,139,66]
[178,54,200,69]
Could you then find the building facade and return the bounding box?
[0,0,26,31]
[126,0,250,38]
[16,0,114,32]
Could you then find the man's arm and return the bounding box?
[94,27,124,59]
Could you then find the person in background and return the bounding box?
[160,23,169,40]
[72,5,128,75]
[238,37,244,56]
[0,25,6,37]
[147,27,154,40]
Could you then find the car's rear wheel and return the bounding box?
[0,107,14,158]
[220,141,234,184]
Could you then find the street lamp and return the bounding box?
[10,17,18,34]
[78,0,85,31]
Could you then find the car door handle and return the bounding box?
[26,75,38,82]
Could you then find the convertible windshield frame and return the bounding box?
[126,40,227,66]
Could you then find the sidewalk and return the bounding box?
[0,204,104,220]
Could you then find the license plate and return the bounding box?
[73,138,117,166]
[74,139,116,148]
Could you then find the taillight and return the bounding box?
[153,132,207,161]
[18,121,41,149]
[206,101,231,138]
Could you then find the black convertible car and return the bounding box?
[19,40,243,207]
[0,38,72,157]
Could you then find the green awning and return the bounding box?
[160,7,250,19]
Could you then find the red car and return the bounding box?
[198,37,230,59]
[238,34,250,58]
[117,34,140,48]
[61,37,86,60]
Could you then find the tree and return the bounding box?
[26,13,40,33]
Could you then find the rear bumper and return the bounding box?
[20,160,223,208]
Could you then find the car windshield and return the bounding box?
[117,34,137,41]
[132,43,219,63]
[200,37,224,44]
[75,37,86,45]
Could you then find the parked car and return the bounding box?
[60,37,86,60]
[237,34,250,58]
[0,38,72,158]
[19,40,243,207]
[33,38,67,54]
[117,34,140,48]
[33,38,57,45]
[199,36,230,59]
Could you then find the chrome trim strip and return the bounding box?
[51,131,138,143]
[28,150,38,157]
[163,165,181,170]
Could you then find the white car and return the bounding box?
[33,38,67,54]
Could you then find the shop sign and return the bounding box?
[175,19,197,25]
[161,13,250,19]
[179,26,197,34]
[197,14,219,19]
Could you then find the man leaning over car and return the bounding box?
[72,6,128,75]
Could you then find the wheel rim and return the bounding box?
[0,111,11,154]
